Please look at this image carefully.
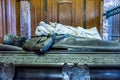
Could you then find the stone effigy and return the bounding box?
[52,34,120,52]
[35,21,102,40]
[0,44,23,51]
[22,34,120,54]
[3,34,26,47]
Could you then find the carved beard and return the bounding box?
[0,62,15,80]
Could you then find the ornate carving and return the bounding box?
[0,62,15,80]
[0,52,120,66]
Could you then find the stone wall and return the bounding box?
[20,1,31,39]
[103,0,120,40]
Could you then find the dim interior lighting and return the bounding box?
[104,72,120,77]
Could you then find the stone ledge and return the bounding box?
[0,51,120,66]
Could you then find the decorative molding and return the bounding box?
[0,52,120,66]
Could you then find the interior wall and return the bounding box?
[6,0,17,34]
[0,0,3,43]
[0,0,18,43]
[86,0,101,31]
[32,0,102,36]
[47,0,77,26]
[47,0,102,30]
[16,0,20,35]
[0,0,102,43]
[30,0,45,36]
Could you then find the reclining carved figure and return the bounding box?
[23,34,120,54]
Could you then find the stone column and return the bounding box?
[20,0,31,39]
